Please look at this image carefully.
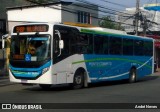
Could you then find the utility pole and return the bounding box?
[135,0,140,35]
[142,15,147,36]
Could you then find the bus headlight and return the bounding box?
[42,67,49,74]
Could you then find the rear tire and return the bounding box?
[72,70,84,89]
[129,68,137,83]
[39,84,52,90]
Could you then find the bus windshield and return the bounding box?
[10,35,50,61]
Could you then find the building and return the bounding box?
[0,0,31,57]
[116,4,160,68]
[0,0,31,37]
[116,7,160,34]
[1,0,98,73]
[0,0,31,71]
[7,1,99,33]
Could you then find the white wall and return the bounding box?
[7,5,62,32]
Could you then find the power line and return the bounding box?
[77,0,160,32]
[25,0,136,27]
[72,3,121,16]
[24,0,160,32]
[26,0,126,20]
[75,0,132,16]
[26,0,133,18]
[69,2,132,18]
[99,0,128,8]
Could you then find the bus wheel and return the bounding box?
[72,70,84,89]
[39,84,51,90]
[129,68,137,83]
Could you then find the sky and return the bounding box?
[65,0,160,11]
[84,0,158,11]
[70,0,155,17]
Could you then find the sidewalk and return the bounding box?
[0,69,11,86]
[0,69,9,80]
[153,68,160,76]
[153,71,160,76]
[0,75,9,80]
[0,76,15,87]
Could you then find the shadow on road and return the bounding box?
[24,84,74,92]
[24,75,159,92]
[138,75,159,82]
[89,75,159,88]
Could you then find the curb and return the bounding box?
[0,76,9,80]
[0,77,16,87]
[0,82,16,87]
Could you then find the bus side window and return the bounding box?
[134,40,144,56]
[76,33,93,54]
[53,33,60,55]
[70,29,79,54]
[109,36,122,55]
[123,38,134,55]
[144,41,153,56]
[94,35,108,54]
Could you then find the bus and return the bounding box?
[5,23,154,89]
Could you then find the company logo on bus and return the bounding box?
[13,25,49,33]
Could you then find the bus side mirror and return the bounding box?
[59,40,64,49]
[55,30,64,49]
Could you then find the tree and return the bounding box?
[99,16,124,30]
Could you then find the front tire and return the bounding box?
[72,70,84,89]
[129,68,137,83]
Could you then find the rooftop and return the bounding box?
[7,0,98,10]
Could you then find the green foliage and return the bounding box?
[99,16,124,31]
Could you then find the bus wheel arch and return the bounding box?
[72,67,88,89]
[129,67,137,83]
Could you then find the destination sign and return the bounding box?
[13,55,25,60]
[13,25,49,33]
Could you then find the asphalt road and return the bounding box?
[0,73,160,111]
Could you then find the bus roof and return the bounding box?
[12,22,153,41]
[78,27,153,41]
[57,23,153,41]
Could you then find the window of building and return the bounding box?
[77,11,91,24]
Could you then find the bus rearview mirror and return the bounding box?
[59,40,64,49]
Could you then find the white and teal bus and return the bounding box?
[7,23,154,89]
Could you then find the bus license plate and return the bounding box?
[21,79,28,83]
